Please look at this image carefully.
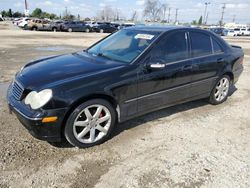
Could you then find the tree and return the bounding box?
[198,16,203,25]
[7,9,13,17]
[131,11,137,21]
[1,10,7,17]
[32,8,43,18]
[191,20,197,25]
[13,11,24,17]
[143,0,164,21]
[98,5,115,21]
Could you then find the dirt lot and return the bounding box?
[0,22,249,188]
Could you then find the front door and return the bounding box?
[137,30,194,113]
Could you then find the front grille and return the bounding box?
[12,81,24,100]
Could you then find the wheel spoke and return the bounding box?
[90,128,96,142]
[74,121,88,127]
[215,90,220,97]
[94,106,103,118]
[98,115,110,124]
[96,124,108,134]
[84,108,92,120]
[77,127,90,139]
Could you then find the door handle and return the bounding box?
[182,65,193,71]
[217,58,225,63]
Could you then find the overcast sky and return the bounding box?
[1,0,250,24]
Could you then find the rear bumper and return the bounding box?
[233,66,243,84]
[7,84,68,142]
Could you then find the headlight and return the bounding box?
[24,89,53,110]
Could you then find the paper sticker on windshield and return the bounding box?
[135,34,154,40]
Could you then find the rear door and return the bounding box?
[188,31,225,97]
[137,30,193,113]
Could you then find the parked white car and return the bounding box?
[18,18,31,29]
[227,29,236,36]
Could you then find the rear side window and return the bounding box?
[150,31,188,63]
[190,32,212,57]
[212,38,223,53]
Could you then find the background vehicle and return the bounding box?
[227,29,236,36]
[234,28,241,36]
[209,27,227,36]
[92,23,117,33]
[18,18,31,29]
[49,20,64,32]
[7,27,244,148]
[0,17,4,22]
[61,21,91,32]
[27,19,51,31]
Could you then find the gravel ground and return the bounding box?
[0,22,249,188]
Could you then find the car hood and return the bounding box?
[17,52,124,89]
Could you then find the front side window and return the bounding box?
[149,31,188,63]
[87,29,160,63]
[190,32,212,57]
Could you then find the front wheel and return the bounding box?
[64,99,116,148]
[68,28,73,32]
[209,75,230,105]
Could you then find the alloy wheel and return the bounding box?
[73,104,111,144]
[214,77,230,102]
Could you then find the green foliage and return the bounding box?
[31,8,43,18]
[198,16,203,25]
[63,14,75,20]
[31,8,58,19]
[191,20,197,25]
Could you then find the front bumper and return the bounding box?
[7,84,68,142]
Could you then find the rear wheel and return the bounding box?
[32,27,37,31]
[52,27,57,32]
[64,99,116,148]
[85,28,90,33]
[209,75,230,105]
[68,28,73,32]
[99,29,104,33]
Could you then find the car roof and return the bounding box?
[124,25,190,33]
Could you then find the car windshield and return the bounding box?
[87,29,160,63]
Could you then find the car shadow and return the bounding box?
[48,85,237,148]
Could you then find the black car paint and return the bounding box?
[7,27,244,142]
[61,21,91,32]
[92,24,117,33]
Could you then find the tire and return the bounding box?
[99,29,104,33]
[209,75,231,105]
[68,28,73,32]
[85,28,90,33]
[52,27,57,32]
[64,99,116,148]
[32,27,37,31]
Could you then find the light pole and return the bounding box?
[203,2,210,25]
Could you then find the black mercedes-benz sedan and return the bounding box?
[7,26,244,148]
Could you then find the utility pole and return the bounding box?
[206,12,209,25]
[65,6,68,17]
[175,8,178,24]
[167,7,171,23]
[24,0,29,16]
[203,2,210,25]
[232,15,236,23]
[220,3,226,26]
